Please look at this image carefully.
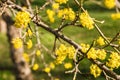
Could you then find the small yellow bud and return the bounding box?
[32,63,39,71]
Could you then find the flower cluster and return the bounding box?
[52,3,59,10]
[11,37,23,49]
[36,50,41,56]
[32,63,39,71]
[79,11,94,30]
[55,44,75,64]
[44,62,55,73]
[26,29,33,37]
[14,11,31,28]
[26,39,33,49]
[44,67,51,73]
[55,0,68,4]
[46,9,55,23]
[104,0,115,9]
[80,43,90,53]
[64,62,72,69]
[111,13,120,20]
[96,37,105,46]
[90,64,102,78]
[58,8,75,21]
[106,52,120,69]
[87,48,106,60]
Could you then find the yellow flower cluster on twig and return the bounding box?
[87,48,106,60]
[14,11,31,28]
[111,13,120,20]
[106,52,120,69]
[64,62,72,69]
[11,37,23,49]
[90,64,102,78]
[79,11,94,30]
[96,37,105,46]
[104,0,115,9]
[32,63,39,71]
[55,44,75,64]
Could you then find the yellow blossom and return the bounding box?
[67,46,75,59]
[49,62,55,69]
[96,49,106,60]
[104,0,115,9]
[47,9,55,23]
[27,29,33,37]
[23,53,30,62]
[14,11,31,28]
[44,67,51,73]
[26,39,33,49]
[57,8,75,21]
[90,64,102,78]
[55,44,67,56]
[36,50,41,56]
[106,52,120,69]
[11,37,23,49]
[111,13,120,20]
[55,56,66,64]
[80,43,90,53]
[32,63,39,71]
[87,48,97,59]
[55,44,67,64]
[96,37,105,46]
[64,63,72,69]
[52,3,59,10]
[79,11,94,30]
[55,0,68,4]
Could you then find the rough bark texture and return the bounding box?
[0,17,7,33]
[2,11,33,80]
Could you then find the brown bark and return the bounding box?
[2,11,33,80]
[0,17,7,33]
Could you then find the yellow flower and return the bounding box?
[52,3,59,10]
[90,64,102,78]
[55,56,66,64]
[106,52,120,69]
[44,67,51,73]
[55,0,68,4]
[104,0,115,9]
[87,48,97,59]
[57,8,75,21]
[46,9,55,23]
[67,46,75,59]
[111,13,120,20]
[23,53,30,62]
[11,37,23,49]
[49,62,55,69]
[14,11,31,28]
[55,44,67,56]
[27,29,33,37]
[80,43,90,53]
[26,39,32,49]
[96,49,106,60]
[79,11,94,30]
[55,44,67,64]
[32,63,39,71]
[36,50,41,56]
[96,37,105,46]
[64,63,72,69]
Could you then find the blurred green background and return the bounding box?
[0,0,120,80]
